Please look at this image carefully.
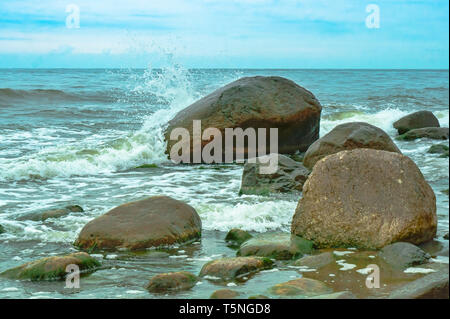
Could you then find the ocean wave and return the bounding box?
[0,88,114,105]
[0,65,199,181]
[320,108,411,136]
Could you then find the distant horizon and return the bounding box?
[0,67,449,71]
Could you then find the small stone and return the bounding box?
[210,289,240,299]
[146,271,198,293]
[380,242,430,270]
[225,229,253,247]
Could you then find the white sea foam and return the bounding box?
[197,200,296,232]
[404,267,436,274]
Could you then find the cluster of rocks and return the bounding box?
[1,76,448,299]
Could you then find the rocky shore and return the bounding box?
[0,76,448,299]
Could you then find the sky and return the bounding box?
[0,0,448,68]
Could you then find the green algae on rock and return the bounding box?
[237,233,313,260]
[0,252,100,281]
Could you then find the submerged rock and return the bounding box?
[393,111,440,135]
[237,233,313,260]
[21,205,84,221]
[380,242,431,270]
[74,196,202,250]
[291,149,437,249]
[0,252,100,281]
[388,267,449,299]
[293,252,335,269]
[210,289,240,299]
[397,127,449,141]
[164,76,322,160]
[239,154,310,195]
[309,291,356,299]
[225,229,253,247]
[303,122,401,170]
[0,224,5,234]
[444,233,449,240]
[146,271,198,293]
[199,257,273,280]
[269,278,332,297]
[427,144,449,155]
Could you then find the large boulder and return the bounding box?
[303,122,401,169]
[199,257,273,280]
[239,154,310,195]
[164,76,322,161]
[393,111,440,135]
[291,149,437,249]
[146,271,198,293]
[397,127,449,141]
[0,252,100,281]
[237,233,313,260]
[74,196,202,250]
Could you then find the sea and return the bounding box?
[0,67,448,298]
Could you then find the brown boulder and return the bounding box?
[146,271,198,293]
[291,149,437,249]
[239,154,310,195]
[303,122,401,169]
[164,76,322,160]
[74,196,202,250]
[393,111,440,135]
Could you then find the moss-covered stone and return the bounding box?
[427,144,449,154]
[237,233,313,260]
[210,289,240,299]
[225,229,253,247]
[0,252,101,281]
[146,271,198,293]
[199,257,273,280]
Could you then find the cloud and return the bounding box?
[0,0,447,68]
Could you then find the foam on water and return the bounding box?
[197,200,297,232]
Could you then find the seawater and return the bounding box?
[0,68,448,298]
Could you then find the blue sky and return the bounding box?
[0,0,448,68]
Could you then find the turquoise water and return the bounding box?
[0,68,448,298]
